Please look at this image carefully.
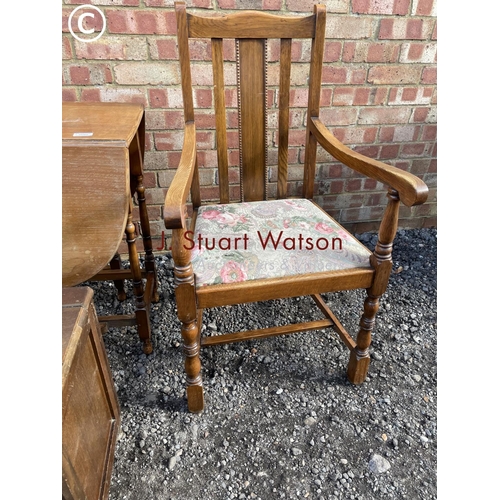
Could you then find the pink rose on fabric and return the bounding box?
[216,212,241,227]
[220,261,247,283]
[337,229,350,240]
[314,222,334,234]
[202,210,221,220]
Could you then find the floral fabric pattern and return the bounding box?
[189,199,372,287]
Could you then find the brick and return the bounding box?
[285,0,349,12]
[388,87,433,105]
[62,88,78,101]
[62,37,72,60]
[107,10,176,35]
[145,110,184,130]
[63,64,113,85]
[369,87,389,105]
[65,0,140,4]
[148,89,167,108]
[114,62,180,85]
[144,187,168,206]
[326,16,374,39]
[333,87,370,106]
[400,43,437,63]
[379,18,434,40]
[352,0,410,15]
[194,89,213,108]
[412,0,436,16]
[330,126,377,144]
[144,151,169,170]
[368,65,421,84]
[80,89,100,101]
[324,42,342,62]
[421,67,437,84]
[422,124,437,141]
[165,88,184,108]
[74,37,148,60]
[401,143,426,157]
[145,0,212,6]
[319,108,358,127]
[188,40,212,61]
[155,131,186,151]
[148,38,178,60]
[379,144,400,159]
[66,5,105,37]
[393,125,420,142]
[358,106,411,125]
[410,107,429,123]
[263,0,282,9]
[191,63,214,86]
[92,87,148,105]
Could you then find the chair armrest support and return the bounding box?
[309,117,428,207]
[164,122,197,229]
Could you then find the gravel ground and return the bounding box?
[90,227,437,500]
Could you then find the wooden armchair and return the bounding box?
[164,2,428,413]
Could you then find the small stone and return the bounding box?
[304,416,317,426]
[168,456,177,470]
[381,434,388,441]
[291,447,302,456]
[340,459,348,465]
[276,388,283,395]
[369,454,391,474]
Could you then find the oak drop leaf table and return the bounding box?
[62,102,159,353]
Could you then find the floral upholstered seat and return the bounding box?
[189,199,372,287]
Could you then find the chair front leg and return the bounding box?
[172,228,204,413]
[348,188,400,384]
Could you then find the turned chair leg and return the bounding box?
[348,187,400,385]
[173,230,204,413]
[347,291,379,384]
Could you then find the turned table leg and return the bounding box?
[125,203,152,355]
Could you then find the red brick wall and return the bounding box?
[63,0,437,239]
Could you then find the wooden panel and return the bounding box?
[187,11,315,39]
[277,38,292,199]
[62,287,120,500]
[212,38,230,204]
[238,38,267,202]
[62,144,130,287]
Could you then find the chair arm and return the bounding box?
[309,117,428,207]
[164,122,197,229]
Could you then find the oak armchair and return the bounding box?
[164,2,428,413]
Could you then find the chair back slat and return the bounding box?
[238,38,267,202]
[211,38,230,204]
[277,38,292,199]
